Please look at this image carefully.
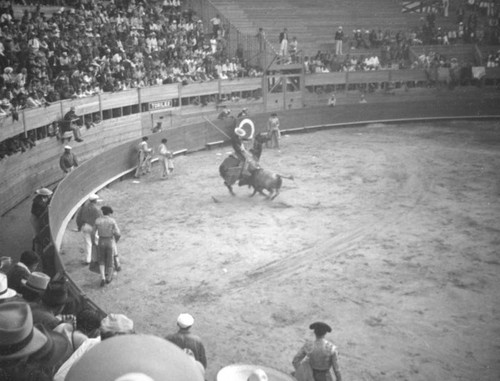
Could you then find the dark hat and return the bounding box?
[309,322,332,334]
[28,324,73,370]
[42,281,68,308]
[0,302,48,360]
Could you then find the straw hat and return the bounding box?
[0,272,16,299]
[177,313,194,329]
[22,271,51,294]
[35,188,53,196]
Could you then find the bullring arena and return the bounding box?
[1,0,500,380]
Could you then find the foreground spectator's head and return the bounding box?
[19,250,40,270]
[77,308,103,337]
[100,313,135,340]
[65,335,205,381]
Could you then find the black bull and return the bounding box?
[219,157,293,200]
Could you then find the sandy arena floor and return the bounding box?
[61,120,500,381]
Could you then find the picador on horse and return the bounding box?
[219,117,264,195]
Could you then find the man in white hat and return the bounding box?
[165,313,207,369]
[76,194,103,265]
[30,187,53,239]
[59,145,79,174]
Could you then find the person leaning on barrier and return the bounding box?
[59,145,79,174]
[30,187,53,239]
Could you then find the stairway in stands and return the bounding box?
[208,0,423,56]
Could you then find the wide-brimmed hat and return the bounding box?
[0,272,16,299]
[22,271,51,294]
[64,145,72,150]
[0,302,48,360]
[65,335,205,381]
[217,364,295,381]
[41,281,68,308]
[234,128,246,137]
[29,324,73,370]
[35,188,53,196]
[177,313,194,329]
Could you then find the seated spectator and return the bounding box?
[20,271,51,303]
[30,279,72,331]
[53,311,134,381]
[63,106,84,142]
[6,250,40,294]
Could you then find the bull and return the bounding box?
[238,167,294,200]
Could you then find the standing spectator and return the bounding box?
[279,28,289,61]
[59,145,79,174]
[158,138,174,179]
[266,112,281,149]
[6,250,40,294]
[30,188,52,239]
[134,136,153,178]
[335,26,344,56]
[292,322,342,381]
[210,14,222,37]
[289,36,298,63]
[92,206,121,287]
[63,106,83,142]
[76,194,103,265]
[165,313,207,369]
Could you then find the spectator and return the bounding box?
[0,272,17,303]
[59,145,79,174]
[6,250,40,294]
[335,26,344,56]
[53,311,133,381]
[0,302,73,378]
[92,206,122,287]
[30,187,53,239]
[210,14,222,37]
[30,279,72,331]
[63,106,83,142]
[165,313,207,369]
[279,28,289,62]
[76,194,103,265]
[20,271,51,303]
[292,322,342,381]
